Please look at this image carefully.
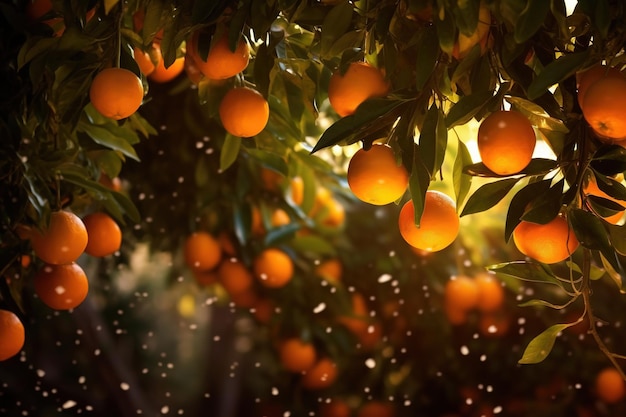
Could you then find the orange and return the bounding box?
[134,47,155,76]
[356,320,383,350]
[478,312,511,337]
[301,357,338,390]
[595,367,626,404]
[34,262,89,310]
[477,110,536,175]
[290,176,305,205]
[583,176,626,224]
[218,87,269,137]
[253,248,294,288]
[357,401,395,417]
[83,212,122,257]
[320,398,351,417]
[26,0,52,20]
[30,211,88,265]
[582,76,626,140]
[188,31,250,80]
[229,289,258,308]
[444,275,479,312]
[183,50,203,85]
[217,258,254,295]
[260,167,284,191]
[328,62,389,117]
[398,190,459,252]
[279,338,317,373]
[184,232,222,271]
[513,215,579,264]
[98,173,122,192]
[271,208,291,227]
[148,43,185,83]
[0,309,25,361]
[444,302,468,325]
[347,144,409,205]
[577,64,623,109]
[251,297,274,324]
[89,68,144,120]
[451,4,491,59]
[338,292,369,335]
[320,197,346,227]
[315,258,343,283]
[217,231,237,257]
[475,273,504,312]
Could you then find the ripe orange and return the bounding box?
[577,64,623,109]
[217,258,254,295]
[398,190,459,252]
[0,310,25,361]
[320,398,351,417]
[134,47,155,76]
[315,258,343,283]
[347,144,409,205]
[184,232,222,271]
[83,212,122,257]
[30,211,88,265]
[148,44,185,83]
[217,231,237,257]
[34,262,89,310]
[290,176,305,205]
[279,338,317,373]
[582,76,626,140]
[595,367,626,404]
[301,357,338,390]
[475,273,504,312]
[444,302,468,325]
[218,87,269,137]
[583,176,625,224]
[357,401,395,417]
[328,62,389,117]
[338,292,369,335]
[321,197,346,227]
[477,110,536,175]
[253,248,294,288]
[188,31,250,80]
[513,215,579,264]
[89,68,144,120]
[444,275,479,312]
[271,208,290,227]
[451,5,491,59]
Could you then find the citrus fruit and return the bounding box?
[134,46,155,76]
[321,197,346,227]
[148,44,185,83]
[34,262,89,310]
[583,176,626,224]
[398,190,460,252]
[576,64,624,109]
[475,273,504,313]
[290,176,305,206]
[0,309,25,361]
[89,68,144,120]
[26,0,52,20]
[315,258,342,283]
[192,269,218,287]
[83,212,122,257]
[188,31,250,80]
[253,248,294,288]
[301,357,338,390]
[184,232,222,271]
[218,87,269,137]
[338,292,369,335]
[595,367,626,404]
[444,302,468,325]
[582,76,626,140]
[271,208,290,227]
[444,275,479,312]
[451,4,491,59]
[347,143,409,205]
[319,398,351,417]
[479,312,511,337]
[477,110,536,175]
[328,62,389,117]
[279,338,317,373]
[513,215,579,264]
[217,258,254,295]
[30,211,88,265]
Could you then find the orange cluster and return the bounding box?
[444,273,509,337]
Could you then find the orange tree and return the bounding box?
[3,0,626,416]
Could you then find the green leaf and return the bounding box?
[104,0,120,14]
[607,223,626,256]
[488,261,563,287]
[506,96,569,133]
[527,51,590,100]
[461,178,519,216]
[453,139,473,209]
[110,191,141,224]
[418,104,438,175]
[220,135,241,172]
[78,122,140,161]
[446,90,494,128]
[521,178,564,224]
[514,0,551,43]
[321,1,354,58]
[591,145,626,176]
[291,234,337,256]
[415,26,439,91]
[264,223,301,247]
[409,146,431,226]
[505,179,552,241]
[434,4,455,54]
[518,323,572,364]
[594,0,610,39]
[518,299,577,309]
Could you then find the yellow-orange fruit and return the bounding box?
[328,62,389,117]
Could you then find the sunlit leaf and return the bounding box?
[461,178,519,217]
[519,323,573,364]
[321,1,353,58]
[453,139,473,209]
[505,179,552,241]
[446,90,493,128]
[514,0,551,43]
[488,261,563,287]
[527,50,590,100]
[409,147,431,226]
[415,26,439,91]
[291,234,337,256]
[521,178,564,224]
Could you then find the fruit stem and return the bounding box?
[581,247,626,380]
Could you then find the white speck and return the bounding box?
[161,405,169,414]
[36,369,45,377]
[460,346,469,355]
[365,358,376,368]
[271,387,279,396]
[61,400,76,409]
[120,382,130,391]
[313,303,326,313]
[378,274,392,283]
